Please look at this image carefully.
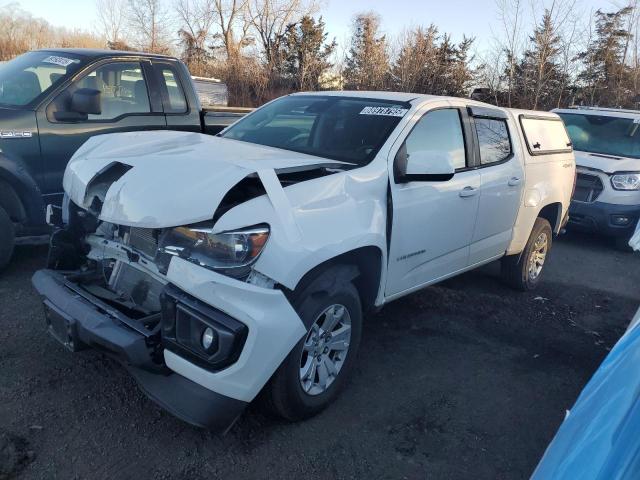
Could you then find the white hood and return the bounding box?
[574,150,640,174]
[64,130,338,228]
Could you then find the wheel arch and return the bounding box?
[0,155,45,228]
[288,246,384,313]
[537,202,563,234]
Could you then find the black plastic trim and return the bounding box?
[128,366,247,431]
[569,200,640,237]
[31,268,247,431]
[160,284,249,372]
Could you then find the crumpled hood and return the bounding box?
[64,130,337,228]
[574,150,640,174]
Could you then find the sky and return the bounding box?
[11,0,625,56]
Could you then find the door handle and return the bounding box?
[508,177,522,186]
[459,186,478,198]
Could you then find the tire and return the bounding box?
[261,266,363,421]
[501,217,552,291]
[0,206,15,270]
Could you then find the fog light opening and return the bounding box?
[611,215,631,226]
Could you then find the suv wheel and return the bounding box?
[261,266,362,421]
[501,217,552,291]
[0,206,15,270]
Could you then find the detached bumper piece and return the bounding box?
[569,201,640,237]
[31,269,247,431]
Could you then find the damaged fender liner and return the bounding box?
[31,269,247,431]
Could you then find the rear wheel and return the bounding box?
[501,217,552,291]
[0,206,15,270]
[261,266,362,421]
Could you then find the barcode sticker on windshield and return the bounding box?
[42,55,78,67]
[360,106,408,117]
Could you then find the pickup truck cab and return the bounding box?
[0,48,247,268]
[32,92,575,430]
[553,107,640,249]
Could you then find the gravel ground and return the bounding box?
[1,231,639,480]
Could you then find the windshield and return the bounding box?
[221,95,411,165]
[558,112,640,159]
[0,51,85,107]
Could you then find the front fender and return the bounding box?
[0,152,45,227]
[213,165,389,291]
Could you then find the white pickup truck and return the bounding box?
[32,92,575,430]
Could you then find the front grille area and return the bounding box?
[573,172,604,203]
[129,227,159,258]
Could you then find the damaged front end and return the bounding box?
[33,201,266,430]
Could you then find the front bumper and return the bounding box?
[568,201,640,237]
[31,269,247,431]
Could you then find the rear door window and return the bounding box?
[520,116,572,155]
[156,65,188,113]
[475,118,512,165]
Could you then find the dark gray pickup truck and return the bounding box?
[0,48,248,268]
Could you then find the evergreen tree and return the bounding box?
[344,13,389,90]
[510,10,569,109]
[577,7,633,106]
[280,16,336,91]
[391,26,474,96]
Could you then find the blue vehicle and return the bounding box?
[533,227,640,479]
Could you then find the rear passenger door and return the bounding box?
[37,59,167,201]
[465,107,524,264]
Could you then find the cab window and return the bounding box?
[404,109,467,170]
[74,62,151,120]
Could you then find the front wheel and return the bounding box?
[261,266,362,421]
[501,217,552,291]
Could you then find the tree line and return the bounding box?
[1,0,639,110]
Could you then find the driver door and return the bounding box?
[386,103,481,298]
[36,59,166,205]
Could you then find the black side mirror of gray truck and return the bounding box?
[54,88,101,121]
[71,88,101,115]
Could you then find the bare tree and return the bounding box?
[211,0,253,60]
[496,0,524,106]
[96,0,129,46]
[128,0,173,53]
[175,0,218,74]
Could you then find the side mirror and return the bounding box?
[71,88,101,115]
[400,150,456,182]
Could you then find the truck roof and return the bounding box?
[293,91,561,119]
[554,106,640,120]
[292,90,435,103]
[35,48,176,61]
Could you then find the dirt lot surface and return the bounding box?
[1,231,639,480]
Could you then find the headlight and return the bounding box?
[611,173,640,190]
[159,223,269,277]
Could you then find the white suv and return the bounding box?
[554,107,640,249]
